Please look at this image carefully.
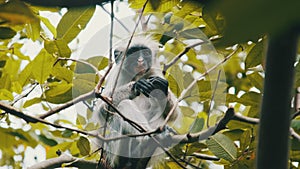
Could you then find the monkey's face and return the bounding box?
[123,46,152,77]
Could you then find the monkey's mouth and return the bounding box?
[135,67,146,75]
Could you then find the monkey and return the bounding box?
[94,37,179,169]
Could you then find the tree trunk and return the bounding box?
[256,29,299,169]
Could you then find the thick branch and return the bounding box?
[256,30,299,169]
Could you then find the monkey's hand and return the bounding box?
[132,76,168,97]
[148,76,168,96]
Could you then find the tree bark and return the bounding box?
[256,29,299,169]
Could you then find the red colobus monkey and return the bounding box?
[95,37,179,169]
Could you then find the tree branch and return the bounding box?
[0,101,106,141]
[162,36,221,74]
[22,0,109,7]
[28,153,104,169]
[109,0,149,97]
[99,4,130,33]
[163,40,208,73]
[54,57,100,78]
[39,90,95,119]
[191,153,220,161]
[171,108,235,144]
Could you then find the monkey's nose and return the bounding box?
[137,57,144,66]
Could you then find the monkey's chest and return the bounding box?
[131,95,167,126]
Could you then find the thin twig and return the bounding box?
[110,0,149,97]
[11,83,38,105]
[233,110,300,142]
[99,5,130,33]
[109,1,114,61]
[207,70,221,128]
[176,156,201,169]
[95,63,113,93]
[54,57,101,78]
[232,113,259,124]
[95,93,147,133]
[98,2,115,168]
[191,153,220,161]
[163,40,208,74]
[39,90,95,119]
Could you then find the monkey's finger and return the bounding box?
[137,79,154,90]
[149,76,168,87]
[135,80,154,97]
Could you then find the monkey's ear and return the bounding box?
[114,47,124,64]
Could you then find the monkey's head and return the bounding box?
[114,37,159,80]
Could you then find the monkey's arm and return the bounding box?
[112,82,138,105]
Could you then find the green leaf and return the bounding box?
[226,94,239,103]
[38,134,58,146]
[44,39,71,58]
[62,129,73,138]
[25,20,41,41]
[238,91,261,107]
[32,49,55,84]
[202,5,224,36]
[178,28,206,39]
[166,65,184,97]
[247,72,263,91]
[130,0,179,12]
[45,83,73,104]
[11,81,22,94]
[45,82,72,97]
[76,114,86,125]
[86,56,109,71]
[46,142,73,158]
[217,0,300,45]
[189,117,204,133]
[51,64,74,83]
[291,120,300,131]
[72,73,97,97]
[0,27,16,39]
[180,106,195,117]
[23,97,42,108]
[77,136,90,156]
[0,0,39,25]
[0,89,13,101]
[0,128,38,151]
[38,15,57,37]
[85,122,98,131]
[18,60,33,86]
[56,6,96,43]
[206,133,237,162]
[74,61,96,74]
[245,41,264,69]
